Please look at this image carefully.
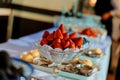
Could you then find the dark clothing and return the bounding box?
[95,0,113,16]
[101,17,112,35]
[94,0,113,36]
[116,58,120,80]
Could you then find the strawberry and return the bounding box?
[50,44,54,48]
[74,38,83,48]
[53,31,55,37]
[40,38,48,46]
[52,38,61,45]
[69,39,75,49]
[69,32,76,39]
[61,39,65,45]
[59,24,66,34]
[62,40,70,49]
[42,31,50,38]
[54,43,63,50]
[54,29,63,39]
[47,33,54,41]
[75,46,78,48]
[69,43,76,49]
[63,33,69,40]
[81,28,97,37]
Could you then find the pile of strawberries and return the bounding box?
[40,24,83,50]
[80,28,97,38]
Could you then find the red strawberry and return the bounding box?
[69,32,76,39]
[61,39,65,45]
[53,31,55,37]
[40,38,48,46]
[42,31,50,38]
[59,24,66,34]
[53,38,61,45]
[69,43,75,49]
[54,43,63,50]
[54,29,63,39]
[50,44,54,48]
[81,28,97,37]
[47,33,54,41]
[74,38,83,48]
[76,46,78,48]
[62,40,70,49]
[69,39,75,49]
[63,33,69,40]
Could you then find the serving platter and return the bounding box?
[20,48,99,80]
[31,63,98,80]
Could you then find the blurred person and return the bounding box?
[104,0,120,75]
[94,0,113,36]
[0,50,24,80]
[95,0,120,74]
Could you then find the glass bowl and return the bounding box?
[35,37,91,64]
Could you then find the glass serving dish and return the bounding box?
[35,38,91,80]
[83,48,104,58]
[35,37,91,63]
[71,26,107,42]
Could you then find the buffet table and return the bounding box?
[0,27,111,80]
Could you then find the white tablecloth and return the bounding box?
[0,27,111,80]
